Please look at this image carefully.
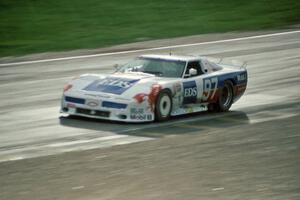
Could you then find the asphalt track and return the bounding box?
[0,28,300,200]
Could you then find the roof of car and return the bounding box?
[139,54,200,62]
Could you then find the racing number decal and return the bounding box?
[202,77,218,101]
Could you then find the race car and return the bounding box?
[60,54,247,122]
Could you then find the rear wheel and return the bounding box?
[155,90,172,121]
[218,81,234,111]
[209,81,234,112]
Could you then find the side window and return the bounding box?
[184,61,204,78]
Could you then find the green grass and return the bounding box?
[1,0,300,57]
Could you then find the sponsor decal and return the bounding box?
[237,73,247,83]
[130,113,152,120]
[84,77,140,95]
[172,82,182,96]
[130,108,152,120]
[183,81,197,104]
[130,108,145,114]
[130,108,151,120]
[84,93,111,98]
[133,84,162,112]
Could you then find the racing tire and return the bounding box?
[155,90,172,121]
[209,81,234,112]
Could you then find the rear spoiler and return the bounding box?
[201,56,247,70]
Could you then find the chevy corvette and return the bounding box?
[61,54,247,122]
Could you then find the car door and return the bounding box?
[198,59,219,103]
[182,60,220,105]
[182,60,204,105]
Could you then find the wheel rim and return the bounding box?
[221,84,233,107]
[159,95,171,117]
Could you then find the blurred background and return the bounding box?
[1,0,300,57]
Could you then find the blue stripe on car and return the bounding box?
[102,101,128,109]
[210,71,247,88]
[65,96,85,104]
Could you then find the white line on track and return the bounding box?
[1,30,300,67]
[0,134,153,162]
[47,135,128,147]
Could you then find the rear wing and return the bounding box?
[201,56,247,70]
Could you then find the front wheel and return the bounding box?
[155,90,172,121]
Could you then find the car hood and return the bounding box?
[67,72,177,100]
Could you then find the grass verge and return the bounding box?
[1,0,300,57]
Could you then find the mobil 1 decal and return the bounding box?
[202,77,218,102]
[183,81,197,104]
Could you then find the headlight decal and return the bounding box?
[102,101,127,109]
[65,96,85,104]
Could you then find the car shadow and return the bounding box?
[59,110,249,138]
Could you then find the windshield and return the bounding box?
[118,57,186,78]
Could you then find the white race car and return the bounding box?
[61,54,247,122]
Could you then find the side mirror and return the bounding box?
[184,68,197,78]
[189,68,197,76]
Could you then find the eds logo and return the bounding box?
[183,81,197,104]
[84,77,140,95]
